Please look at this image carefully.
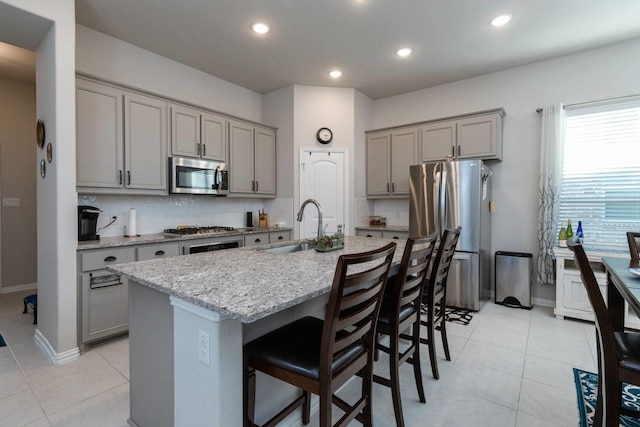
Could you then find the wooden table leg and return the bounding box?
[607,271,625,332]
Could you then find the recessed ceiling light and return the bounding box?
[251,22,271,34]
[490,14,513,27]
[329,70,343,78]
[396,47,413,57]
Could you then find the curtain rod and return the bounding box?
[536,94,640,113]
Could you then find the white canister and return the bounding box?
[128,208,137,236]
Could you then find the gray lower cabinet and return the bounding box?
[356,229,408,240]
[137,242,180,261]
[79,247,135,345]
[244,231,292,247]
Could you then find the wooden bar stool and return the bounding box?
[243,242,397,427]
[374,233,437,427]
[420,227,461,380]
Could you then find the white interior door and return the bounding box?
[299,149,346,239]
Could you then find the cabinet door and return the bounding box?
[254,126,276,196]
[170,104,200,158]
[390,127,419,196]
[244,233,270,247]
[366,132,391,197]
[124,93,168,191]
[82,270,129,343]
[76,79,123,189]
[201,112,227,162]
[229,120,256,194]
[456,114,500,159]
[421,121,455,162]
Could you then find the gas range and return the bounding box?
[163,226,235,236]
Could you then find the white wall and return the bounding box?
[371,37,640,301]
[292,86,356,237]
[0,78,37,291]
[76,25,263,123]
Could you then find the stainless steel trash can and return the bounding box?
[495,251,533,310]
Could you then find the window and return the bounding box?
[559,98,640,251]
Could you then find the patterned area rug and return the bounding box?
[574,368,640,427]
[420,304,474,326]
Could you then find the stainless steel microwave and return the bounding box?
[169,157,229,195]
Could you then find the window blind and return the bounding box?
[559,100,640,251]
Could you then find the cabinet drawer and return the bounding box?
[382,231,408,240]
[244,233,270,247]
[81,247,136,272]
[270,231,291,243]
[137,243,180,261]
[356,230,383,238]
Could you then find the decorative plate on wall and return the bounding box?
[36,120,45,149]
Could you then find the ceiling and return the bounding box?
[3,1,640,98]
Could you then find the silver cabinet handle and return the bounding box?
[256,181,259,192]
[119,170,123,185]
[127,171,131,185]
[387,183,390,193]
[457,145,461,157]
[251,181,255,191]
[196,143,200,156]
[452,146,455,157]
[392,183,395,193]
[202,144,206,157]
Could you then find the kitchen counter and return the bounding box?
[77,226,292,250]
[108,235,404,323]
[107,236,404,427]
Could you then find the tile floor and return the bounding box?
[0,289,596,426]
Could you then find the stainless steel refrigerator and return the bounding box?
[409,159,492,310]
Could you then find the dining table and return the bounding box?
[602,257,640,331]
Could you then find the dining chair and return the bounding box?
[567,237,640,427]
[419,227,461,380]
[243,242,397,427]
[374,233,437,427]
[627,232,640,262]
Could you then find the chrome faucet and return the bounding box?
[296,199,324,238]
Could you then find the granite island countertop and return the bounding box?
[107,235,405,323]
[77,226,292,251]
[354,225,409,232]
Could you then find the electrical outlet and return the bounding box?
[198,330,210,366]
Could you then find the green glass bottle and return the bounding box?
[566,219,574,240]
[558,225,567,247]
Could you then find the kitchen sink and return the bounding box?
[260,242,317,254]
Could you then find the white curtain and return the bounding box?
[537,104,566,285]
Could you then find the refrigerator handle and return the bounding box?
[440,169,447,235]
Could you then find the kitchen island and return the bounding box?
[107,235,405,427]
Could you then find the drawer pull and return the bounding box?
[155,250,165,256]
[89,273,122,289]
[255,238,261,243]
[366,234,373,238]
[104,256,117,262]
[278,236,283,240]
[392,236,399,240]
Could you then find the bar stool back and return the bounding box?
[243,242,397,427]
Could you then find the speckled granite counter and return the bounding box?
[77,226,292,250]
[107,235,404,323]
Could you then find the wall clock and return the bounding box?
[316,127,333,144]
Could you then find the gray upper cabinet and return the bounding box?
[76,78,168,195]
[77,79,124,189]
[366,126,419,198]
[228,119,276,197]
[421,109,504,162]
[170,103,226,162]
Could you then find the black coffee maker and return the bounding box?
[78,205,101,241]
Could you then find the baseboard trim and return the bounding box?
[34,329,80,365]
[1,283,37,294]
[532,297,554,308]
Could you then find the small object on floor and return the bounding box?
[0,334,6,348]
[573,368,640,427]
[23,294,37,325]
[422,304,474,326]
